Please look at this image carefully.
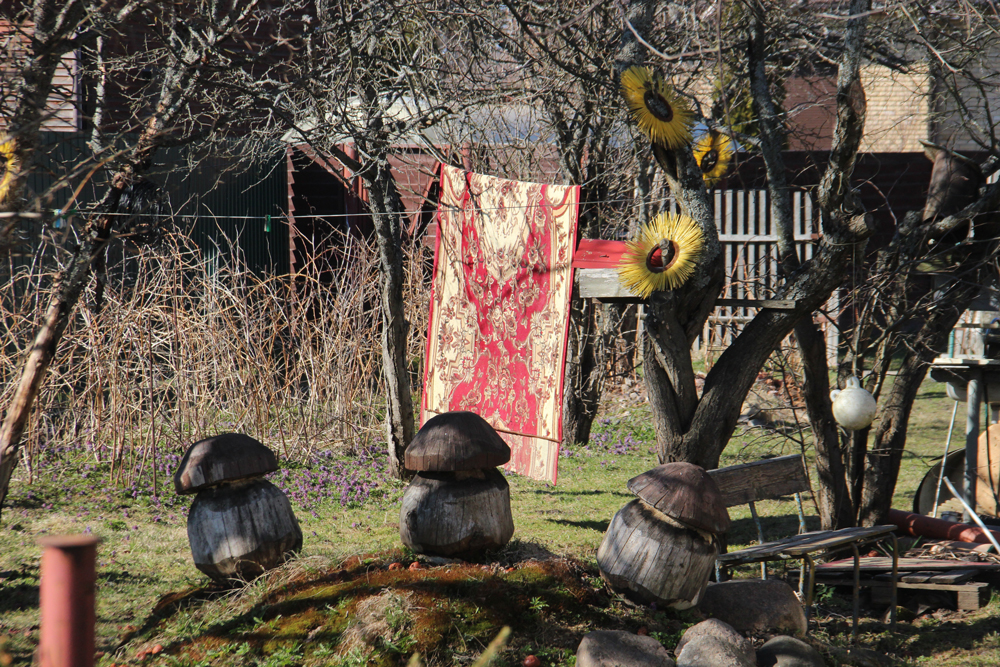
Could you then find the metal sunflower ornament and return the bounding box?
[620,66,693,149]
[618,212,705,298]
[692,130,734,187]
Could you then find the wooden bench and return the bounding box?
[707,454,899,639]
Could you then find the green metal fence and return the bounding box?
[19,132,288,276]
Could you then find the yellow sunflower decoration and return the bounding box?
[0,135,17,204]
[618,212,705,298]
[620,66,693,149]
[692,130,734,187]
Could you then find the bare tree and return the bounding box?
[1,0,88,241]
[604,0,1000,528]
[246,0,528,478]
[0,0,279,518]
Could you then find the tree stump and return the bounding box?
[187,478,302,581]
[400,469,514,558]
[597,499,717,608]
[175,433,302,581]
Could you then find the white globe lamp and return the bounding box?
[830,376,877,431]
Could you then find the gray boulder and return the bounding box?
[675,635,755,667]
[757,635,825,667]
[675,619,754,664]
[576,630,675,667]
[698,579,807,636]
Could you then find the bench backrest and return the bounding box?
[707,454,810,508]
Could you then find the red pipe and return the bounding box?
[887,509,1000,545]
[38,534,100,667]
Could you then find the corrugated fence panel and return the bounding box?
[155,143,289,276]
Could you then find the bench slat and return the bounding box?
[707,454,810,507]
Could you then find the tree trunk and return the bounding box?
[858,277,982,525]
[364,160,415,479]
[562,298,603,446]
[795,316,854,528]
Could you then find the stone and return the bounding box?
[698,579,807,636]
[756,636,825,667]
[576,630,675,667]
[675,635,754,667]
[674,619,754,664]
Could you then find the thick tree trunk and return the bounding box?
[795,317,854,528]
[858,277,981,525]
[562,298,604,446]
[364,161,415,479]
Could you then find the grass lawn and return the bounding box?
[1,377,998,666]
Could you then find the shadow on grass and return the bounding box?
[116,582,232,648]
[530,488,631,498]
[547,518,609,533]
[0,582,38,613]
[821,609,1000,661]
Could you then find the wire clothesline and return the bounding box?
[32,194,684,221]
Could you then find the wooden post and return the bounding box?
[38,535,100,667]
[965,370,981,521]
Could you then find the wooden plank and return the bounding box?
[716,298,798,310]
[575,268,641,302]
[927,569,982,584]
[815,557,1000,572]
[575,270,799,308]
[779,526,898,556]
[707,454,810,506]
[868,581,991,611]
[817,576,991,610]
[572,239,626,268]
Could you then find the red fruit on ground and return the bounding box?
[523,655,541,667]
[388,562,403,570]
[408,561,423,571]
[637,626,649,635]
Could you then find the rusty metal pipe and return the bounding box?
[887,508,1000,544]
[38,535,100,667]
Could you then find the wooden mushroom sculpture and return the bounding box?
[175,433,302,581]
[596,462,730,609]
[400,411,514,558]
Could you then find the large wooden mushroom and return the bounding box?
[399,411,514,558]
[596,462,730,609]
[175,433,302,581]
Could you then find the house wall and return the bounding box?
[0,18,78,133]
[931,43,1000,154]
[861,63,932,153]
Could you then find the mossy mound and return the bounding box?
[113,546,695,666]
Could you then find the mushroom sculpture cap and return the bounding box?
[627,462,731,533]
[174,433,278,495]
[405,411,511,471]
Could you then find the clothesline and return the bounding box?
[2,194,680,222]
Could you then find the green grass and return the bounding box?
[1,378,998,666]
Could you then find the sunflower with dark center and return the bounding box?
[618,212,705,298]
[693,130,735,187]
[620,66,693,149]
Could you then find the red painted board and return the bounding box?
[572,239,627,268]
